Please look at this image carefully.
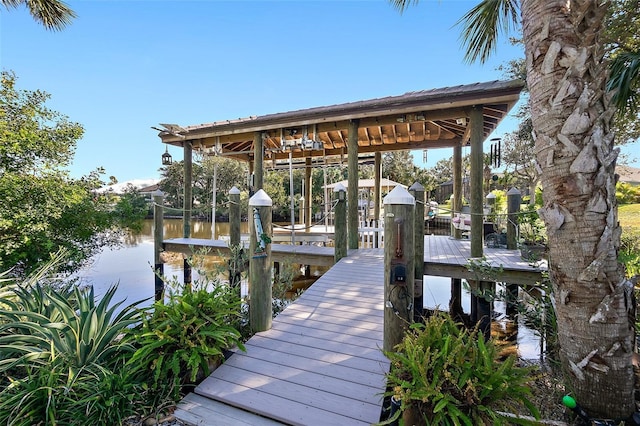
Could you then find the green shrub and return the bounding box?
[128,278,245,400]
[619,228,640,278]
[0,257,145,426]
[383,313,539,426]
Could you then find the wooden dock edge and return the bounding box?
[175,392,284,426]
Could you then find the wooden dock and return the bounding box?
[163,238,335,266]
[163,235,545,284]
[175,249,389,426]
[423,235,546,286]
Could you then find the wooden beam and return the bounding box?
[424,262,543,287]
[348,119,359,250]
[469,105,484,258]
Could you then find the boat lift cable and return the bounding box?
[272,199,340,231]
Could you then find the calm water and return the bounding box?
[75,219,243,308]
[77,219,542,359]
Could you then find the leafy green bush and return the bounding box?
[616,182,640,204]
[128,278,245,400]
[619,228,640,277]
[0,257,145,425]
[383,313,539,426]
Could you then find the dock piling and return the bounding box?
[409,182,425,321]
[383,186,415,352]
[334,183,347,262]
[153,190,165,301]
[249,189,273,333]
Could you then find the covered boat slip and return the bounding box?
[155,79,524,250]
[161,80,529,425]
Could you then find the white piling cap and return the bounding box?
[249,189,272,206]
[383,185,415,205]
[333,182,346,193]
[229,186,240,195]
[152,189,164,197]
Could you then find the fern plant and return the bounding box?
[383,312,539,425]
[128,278,245,399]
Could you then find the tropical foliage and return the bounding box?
[0,72,145,277]
[127,272,245,400]
[384,313,538,426]
[0,253,146,425]
[1,0,76,31]
[390,0,638,418]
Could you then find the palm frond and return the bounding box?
[388,0,420,14]
[24,0,76,31]
[608,50,640,115]
[457,0,520,64]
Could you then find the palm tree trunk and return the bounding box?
[522,0,634,418]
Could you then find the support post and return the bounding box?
[211,162,217,239]
[249,189,272,333]
[334,183,347,263]
[507,187,521,250]
[506,188,521,318]
[153,190,165,301]
[183,141,193,287]
[469,105,484,258]
[374,152,382,247]
[254,132,264,191]
[229,186,241,248]
[347,119,359,250]
[305,156,312,230]
[383,186,415,352]
[228,186,242,293]
[476,281,493,341]
[452,145,463,239]
[409,182,425,321]
[449,278,464,322]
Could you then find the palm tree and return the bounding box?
[391,0,635,419]
[1,0,76,31]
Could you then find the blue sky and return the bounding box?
[3,0,632,183]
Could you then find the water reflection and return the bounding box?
[75,219,243,309]
[76,219,542,359]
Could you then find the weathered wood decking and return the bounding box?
[423,235,546,286]
[163,235,545,285]
[170,236,545,425]
[163,238,335,266]
[176,249,389,426]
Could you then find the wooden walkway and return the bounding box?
[176,249,389,426]
[424,235,546,286]
[163,238,335,266]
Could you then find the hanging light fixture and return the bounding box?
[162,145,173,165]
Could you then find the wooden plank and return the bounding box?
[248,328,388,363]
[269,321,382,349]
[239,343,387,388]
[175,393,284,426]
[209,354,382,406]
[163,238,336,266]
[298,291,383,310]
[246,334,388,374]
[196,378,375,426]
[423,235,545,286]
[186,249,388,426]
[277,307,382,332]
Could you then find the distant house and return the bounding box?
[98,179,160,199]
